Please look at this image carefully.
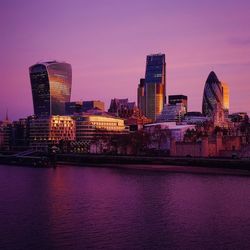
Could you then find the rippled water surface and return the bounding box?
[1,164,250,250]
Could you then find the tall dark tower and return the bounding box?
[144,54,166,120]
[29,61,72,117]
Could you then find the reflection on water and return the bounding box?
[0,165,250,250]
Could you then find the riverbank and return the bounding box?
[1,153,250,174]
[57,154,250,170]
[60,163,250,176]
[0,154,51,167]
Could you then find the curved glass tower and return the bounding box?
[29,61,72,117]
[202,71,224,117]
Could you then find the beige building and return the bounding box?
[74,114,129,153]
[76,115,128,140]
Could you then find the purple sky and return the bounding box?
[1,0,250,120]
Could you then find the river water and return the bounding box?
[0,164,250,250]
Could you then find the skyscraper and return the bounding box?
[144,54,166,120]
[29,61,72,117]
[202,71,222,117]
[202,71,229,119]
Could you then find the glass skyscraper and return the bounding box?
[202,71,229,117]
[143,54,166,120]
[29,61,72,117]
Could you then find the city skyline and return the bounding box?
[1,0,250,120]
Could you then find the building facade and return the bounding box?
[82,101,105,112]
[65,100,105,115]
[108,98,139,118]
[30,61,72,117]
[76,115,128,140]
[0,121,12,151]
[157,103,187,122]
[202,71,229,120]
[65,101,83,115]
[183,112,208,124]
[168,95,188,113]
[29,116,75,151]
[137,78,145,114]
[74,114,129,153]
[144,54,166,121]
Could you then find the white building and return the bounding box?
[144,122,195,142]
[157,103,186,122]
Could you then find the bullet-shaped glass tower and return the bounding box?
[202,71,229,117]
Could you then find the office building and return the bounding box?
[0,113,12,150]
[29,116,75,151]
[29,61,72,117]
[202,71,229,119]
[144,54,166,120]
[157,103,186,122]
[76,114,128,140]
[168,95,188,113]
[74,114,129,153]
[65,100,105,115]
[183,112,208,124]
[82,101,105,112]
[65,101,83,115]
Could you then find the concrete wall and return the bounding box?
[171,135,242,158]
[175,142,202,157]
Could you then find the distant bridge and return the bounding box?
[14,150,36,157]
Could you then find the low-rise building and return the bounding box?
[183,112,209,124]
[168,95,188,112]
[0,115,12,151]
[65,101,83,115]
[143,122,195,153]
[29,116,75,151]
[65,100,105,115]
[171,133,242,158]
[82,101,105,112]
[73,114,129,153]
[157,103,187,122]
[229,112,248,123]
[145,122,195,142]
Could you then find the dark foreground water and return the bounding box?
[0,165,250,250]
